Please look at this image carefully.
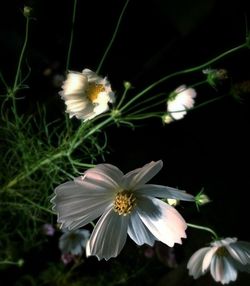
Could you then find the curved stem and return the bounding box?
[187,223,218,239]
[66,0,78,71]
[120,43,247,112]
[96,0,130,74]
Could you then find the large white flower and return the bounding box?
[51,160,194,260]
[164,85,196,122]
[60,69,115,121]
[59,229,90,256]
[187,237,250,284]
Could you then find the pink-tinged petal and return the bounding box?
[87,206,129,260]
[128,210,157,246]
[82,164,123,189]
[187,247,211,279]
[51,181,112,230]
[122,161,163,189]
[136,184,194,201]
[228,242,250,265]
[136,196,187,247]
[202,246,218,272]
[210,255,237,284]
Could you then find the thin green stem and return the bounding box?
[120,43,247,112]
[15,192,54,215]
[13,16,30,91]
[3,151,67,190]
[187,223,218,239]
[66,0,78,71]
[96,0,130,74]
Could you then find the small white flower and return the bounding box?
[187,237,250,284]
[60,69,115,121]
[59,229,90,256]
[166,85,196,121]
[51,160,194,260]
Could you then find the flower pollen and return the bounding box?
[113,190,136,216]
[87,83,105,102]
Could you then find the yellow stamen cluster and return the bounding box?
[87,83,105,102]
[113,190,136,216]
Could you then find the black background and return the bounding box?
[1,0,250,285]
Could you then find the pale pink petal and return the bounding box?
[51,181,112,230]
[136,184,194,201]
[83,164,123,189]
[122,161,163,189]
[187,247,211,278]
[87,206,129,260]
[210,255,237,284]
[128,209,157,246]
[202,246,219,272]
[136,196,187,247]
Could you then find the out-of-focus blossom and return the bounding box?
[59,229,90,256]
[60,69,115,121]
[155,242,178,268]
[52,160,194,260]
[203,68,228,88]
[164,85,196,122]
[187,237,250,284]
[61,253,76,265]
[42,223,55,236]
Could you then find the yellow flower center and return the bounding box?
[216,246,229,257]
[87,83,105,102]
[113,190,136,216]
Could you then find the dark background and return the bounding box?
[1,0,250,285]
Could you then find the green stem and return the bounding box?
[96,0,130,74]
[3,151,67,190]
[13,16,30,91]
[120,43,247,112]
[66,0,78,71]
[187,223,218,239]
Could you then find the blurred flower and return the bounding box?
[42,223,55,236]
[60,69,115,121]
[59,229,90,256]
[187,237,250,284]
[23,6,32,17]
[166,198,179,207]
[144,246,155,258]
[61,253,76,265]
[195,192,211,208]
[164,85,196,122]
[155,242,178,268]
[52,160,194,260]
[203,68,228,88]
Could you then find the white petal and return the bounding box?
[136,184,194,201]
[128,209,156,246]
[62,72,88,95]
[210,255,237,284]
[122,160,163,189]
[228,242,250,264]
[202,246,218,272]
[187,247,211,279]
[82,68,101,82]
[88,206,129,260]
[51,181,112,230]
[83,164,123,189]
[136,196,187,247]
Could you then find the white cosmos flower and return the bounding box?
[60,69,115,121]
[59,229,90,256]
[165,85,196,122]
[51,160,194,260]
[187,237,250,284]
